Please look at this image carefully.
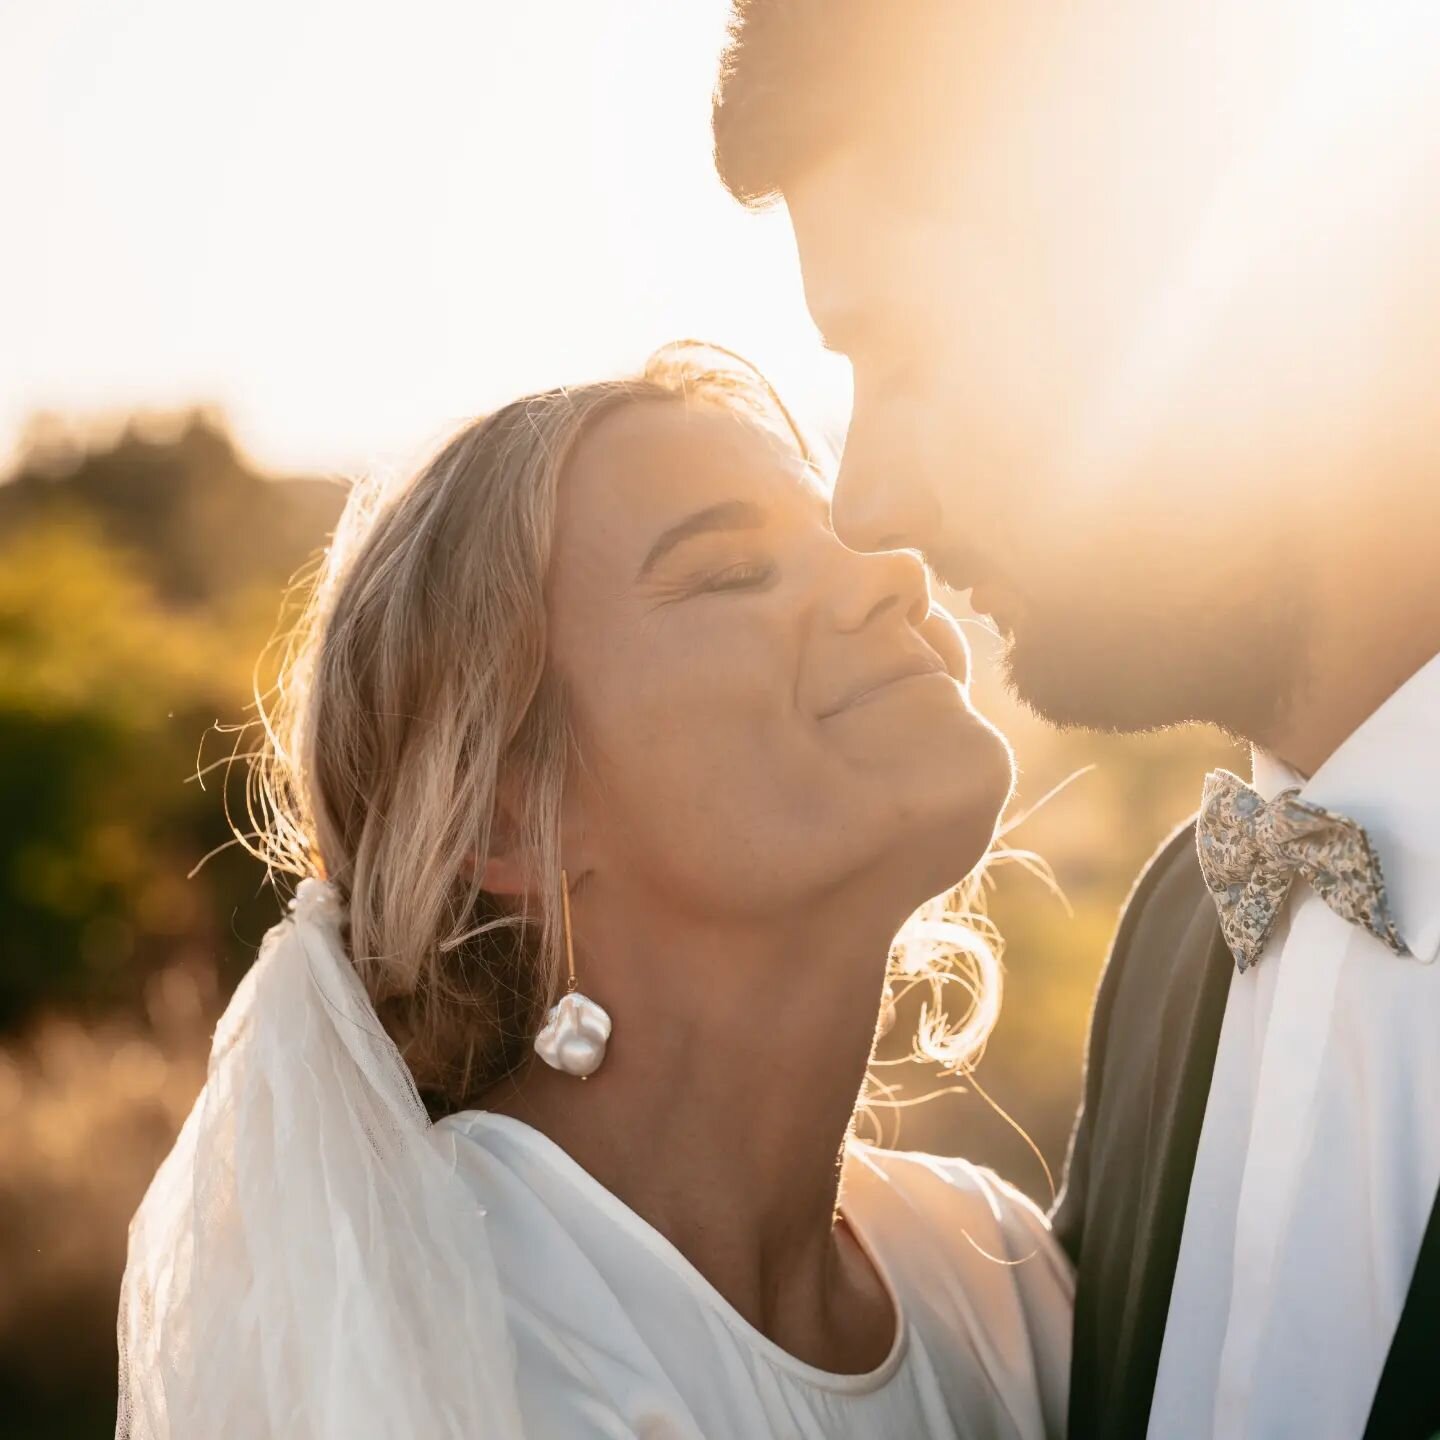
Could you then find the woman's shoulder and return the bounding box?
[842,1140,1074,1310]
[844,1141,1073,1435]
[846,1141,1048,1236]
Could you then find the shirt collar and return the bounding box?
[1251,649,1440,964]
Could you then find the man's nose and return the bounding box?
[830,426,942,556]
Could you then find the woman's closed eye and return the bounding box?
[693,560,775,595]
[644,556,776,607]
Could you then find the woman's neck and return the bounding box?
[483,891,899,1372]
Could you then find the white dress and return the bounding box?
[434,1112,1073,1439]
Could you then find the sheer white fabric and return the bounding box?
[114,878,526,1440]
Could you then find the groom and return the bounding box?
[714,3,1440,1437]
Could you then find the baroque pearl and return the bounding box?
[533,991,612,1078]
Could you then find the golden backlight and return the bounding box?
[0,0,849,476]
[1070,0,1440,494]
[3,7,1437,1429]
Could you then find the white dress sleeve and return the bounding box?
[980,1164,1075,1438]
[845,1145,1074,1439]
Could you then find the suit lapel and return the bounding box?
[1071,837,1236,1440]
[1112,914,1234,1435]
[1364,1179,1440,1437]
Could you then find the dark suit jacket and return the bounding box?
[1054,821,1440,1439]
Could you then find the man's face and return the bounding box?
[781,8,1355,738]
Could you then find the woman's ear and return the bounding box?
[466,787,530,897]
[466,767,589,898]
[477,851,527,897]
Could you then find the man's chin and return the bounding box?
[998,621,1298,740]
[1001,642,1144,734]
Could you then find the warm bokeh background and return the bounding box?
[1,2,1243,1434]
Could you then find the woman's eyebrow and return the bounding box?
[635,499,766,579]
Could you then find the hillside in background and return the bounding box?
[1,413,346,608]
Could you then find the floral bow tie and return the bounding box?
[1196,769,1410,973]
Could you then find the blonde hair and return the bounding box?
[240,342,1000,1117]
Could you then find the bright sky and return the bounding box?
[7,1,1439,487]
[0,0,851,477]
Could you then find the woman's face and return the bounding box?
[547,399,1013,926]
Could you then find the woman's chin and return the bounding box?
[895,716,1015,882]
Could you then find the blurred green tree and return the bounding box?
[0,416,346,1033]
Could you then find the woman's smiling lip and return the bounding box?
[818,654,951,718]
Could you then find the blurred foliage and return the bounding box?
[0,418,345,1033]
[0,415,345,1435]
[0,411,1242,1435]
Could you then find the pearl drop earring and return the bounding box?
[532,868,611,1078]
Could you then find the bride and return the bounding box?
[115,344,1071,1439]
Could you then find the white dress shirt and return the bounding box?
[1149,650,1440,1439]
[434,1112,1073,1439]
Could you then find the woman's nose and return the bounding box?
[828,544,932,635]
[830,420,943,556]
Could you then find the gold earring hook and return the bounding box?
[560,868,577,994]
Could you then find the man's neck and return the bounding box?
[1258,549,1440,777]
